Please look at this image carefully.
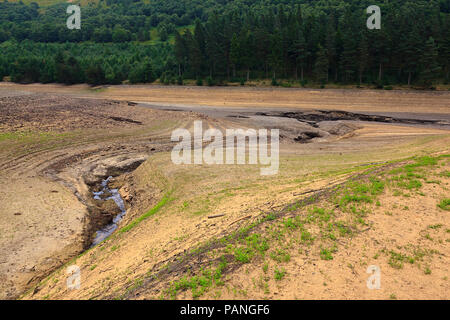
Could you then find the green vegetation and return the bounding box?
[385,246,438,270]
[274,267,287,281]
[338,178,385,207]
[440,171,450,178]
[119,190,172,233]
[234,247,254,264]
[165,256,228,299]
[270,249,291,263]
[128,154,448,300]
[320,248,334,260]
[437,198,450,211]
[388,250,412,269]
[0,1,449,87]
[0,131,73,143]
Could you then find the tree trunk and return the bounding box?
[247,68,250,81]
[408,71,411,86]
[301,67,304,81]
[378,63,382,81]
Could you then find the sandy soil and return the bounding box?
[0,83,449,300]
[1,83,449,116]
[206,160,450,300]
[0,92,195,299]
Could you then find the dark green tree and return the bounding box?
[418,37,441,88]
[314,45,329,85]
[358,33,369,85]
[86,64,106,85]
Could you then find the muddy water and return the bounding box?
[91,176,126,246]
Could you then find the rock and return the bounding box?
[83,155,147,185]
[101,199,122,216]
[318,121,361,136]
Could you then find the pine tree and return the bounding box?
[325,13,336,83]
[185,29,202,77]
[371,29,390,84]
[204,13,225,78]
[314,45,329,85]
[269,32,283,79]
[230,33,240,78]
[289,29,307,81]
[174,31,187,77]
[39,59,55,83]
[105,64,116,84]
[340,35,357,82]
[339,10,358,83]
[295,4,303,26]
[418,37,441,88]
[439,17,450,82]
[402,27,422,86]
[358,33,369,85]
[86,64,105,85]
[142,61,155,83]
[240,30,254,81]
[193,20,207,74]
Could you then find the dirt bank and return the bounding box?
[0,92,196,299]
[1,84,449,300]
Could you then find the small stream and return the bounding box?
[91,176,126,247]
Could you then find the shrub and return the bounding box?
[207,76,215,86]
[437,199,450,211]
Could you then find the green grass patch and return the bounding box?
[320,248,334,260]
[119,190,173,233]
[245,234,269,255]
[234,247,254,263]
[270,249,291,263]
[388,250,411,269]
[439,170,450,178]
[0,131,73,143]
[274,267,287,281]
[437,198,450,211]
[166,256,227,299]
[338,178,385,207]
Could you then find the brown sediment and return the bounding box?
[1,84,449,300]
[0,92,195,299]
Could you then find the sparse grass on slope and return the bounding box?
[134,154,449,300]
[119,190,173,233]
[438,198,450,211]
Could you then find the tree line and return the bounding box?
[0,0,223,43]
[0,41,171,85]
[0,0,449,88]
[173,1,450,87]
